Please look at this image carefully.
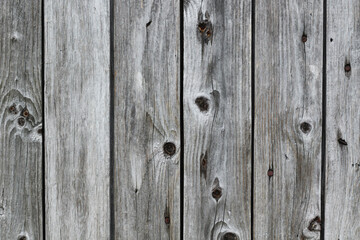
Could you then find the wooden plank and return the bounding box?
[183,1,252,239]
[254,1,323,239]
[0,0,43,239]
[44,1,110,239]
[113,0,180,239]
[325,1,360,238]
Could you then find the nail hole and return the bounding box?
[330,38,333,42]
[300,122,312,134]
[195,96,209,112]
[163,142,176,156]
[134,188,138,193]
[222,232,239,240]
[18,118,25,127]
[338,138,347,146]
[344,64,351,72]
[302,34,307,43]
[267,169,274,177]
[212,187,222,201]
[164,216,170,224]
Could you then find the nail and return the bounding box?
[345,64,351,72]
[338,138,347,145]
[302,34,307,43]
[164,216,170,224]
[268,169,274,177]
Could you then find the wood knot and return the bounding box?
[0,206,4,215]
[222,232,239,240]
[37,128,43,134]
[195,96,209,112]
[18,118,26,127]
[163,142,176,156]
[197,11,213,44]
[338,138,347,146]
[300,122,312,134]
[18,236,27,240]
[212,187,222,201]
[308,216,321,232]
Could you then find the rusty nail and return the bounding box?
[302,34,307,43]
[206,30,211,37]
[9,105,17,114]
[267,169,274,177]
[164,216,170,224]
[163,142,176,156]
[18,118,25,126]
[338,138,348,145]
[344,64,351,72]
[22,109,29,117]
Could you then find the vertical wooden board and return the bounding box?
[0,1,43,239]
[325,1,360,238]
[254,1,323,239]
[44,1,110,239]
[184,1,252,239]
[114,0,180,239]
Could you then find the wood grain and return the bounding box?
[183,1,252,239]
[325,0,360,238]
[0,0,43,239]
[254,1,323,239]
[113,0,180,239]
[44,1,110,239]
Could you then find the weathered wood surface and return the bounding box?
[325,0,360,238]
[254,1,323,239]
[0,0,43,239]
[44,0,110,239]
[183,1,252,239]
[113,0,180,239]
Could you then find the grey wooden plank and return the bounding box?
[0,0,43,239]
[254,1,323,239]
[113,0,180,239]
[44,1,110,239]
[183,1,252,239]
[325,1,360,238]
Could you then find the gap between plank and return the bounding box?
[109,0,115,238]
[41,0,46,238]
[250,0,256,239]
[320,0,327,239]
[179,0,184,239]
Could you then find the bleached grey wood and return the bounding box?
[44,1,110,239]
[0,0,43,239]
[184,1,252,239]
[254,1,323,239]
[325,1,360,238]
[113,0,180,239]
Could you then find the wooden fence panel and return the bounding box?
[113,0,180,239]
[254,1,323,239]
[183,1,252,239]
[325,0,360,238]
[44,1,110,239]
[0,1,43,239]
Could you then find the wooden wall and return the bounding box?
[0,0,359,239]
